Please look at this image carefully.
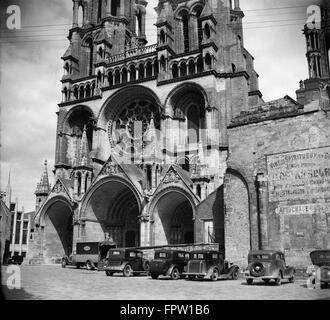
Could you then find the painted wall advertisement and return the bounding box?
[267,146,330,204]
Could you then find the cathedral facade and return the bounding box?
[29,0,330,268]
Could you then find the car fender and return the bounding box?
[226,264,240,276]
[166,264,179,276]
[120,261,130,271]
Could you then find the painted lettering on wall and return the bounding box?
[1,5,21,30]
[267,146,330,202]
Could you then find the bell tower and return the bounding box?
[296,1,330,107]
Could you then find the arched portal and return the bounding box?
[42,199,74,262]
[151,190,195,245]
[83,178,141,247]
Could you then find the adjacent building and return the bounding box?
[28,0,330,268]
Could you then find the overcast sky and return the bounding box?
[0,0,320,212]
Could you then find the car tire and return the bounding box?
[151,273,158,279]
[106,271,113,277]
[231,268,239,280]
[142,260,150,272]
[123,264,132,277]
[275,277,282,286]
[171,267,180,280]
[86,261,93,271]
[61,259,66,268]
[188,275,195,280]
[246,279,253,285]
[210,269,219,281]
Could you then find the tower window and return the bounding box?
[160,56,166,72]
[77,172,82,196]
[111,0,120,16]
[114,69,120,84]
[73,87,79,99]
[130,65,136,81]
[205,24,211,39]
[188,60,195,75]
[98,0,102,21]
[172,63,178,78]
[205,54,212,70]
[85,84,91,98]
[180,62,187,77]
[138,64,144,80]
[197,57,204,73]
[187,104,200,144]
[108,71,113,87]
[122,68,128,83]
[79,86,85,100]
[178,11,190,52]
[146,62,152,77]
[160,29,166,44]
[78,5,84,27]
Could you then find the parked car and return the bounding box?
[183,250,239,281]
[306,249,330,289]
[8,255,24,265]
[61,240,116,270]
[244,250,295,285]
[104,248,149,277]
[149,249,189,280]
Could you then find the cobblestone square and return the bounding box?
[2,265,330,300]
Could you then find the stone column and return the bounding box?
[256,173,269,249]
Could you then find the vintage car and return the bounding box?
[306,249,330,289]
[149,249,189,280]
[104,248,149,277]
[183,250,240,281]
[244,250,295,285]
[61,240,116,270]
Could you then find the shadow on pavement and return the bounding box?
[240,281,292,286]
[1,285,39,300]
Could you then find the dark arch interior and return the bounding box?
[86,180,140,247]
[154,191,194,245]
[44,201,73,258]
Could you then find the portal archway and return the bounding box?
[151,189,195,245]
[82,177,141,247]
[41,198,74,262]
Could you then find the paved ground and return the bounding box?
[1,265,330,300]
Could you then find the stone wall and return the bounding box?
[228,109,330,268]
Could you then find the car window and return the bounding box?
[111,251,121,255]
[178,253,185,258]
[136,252,142,258]
[185,253,190,259]
[129,252,136,258]
[252,254,271,260]
[157,252,168,258]
[192,253,204,259]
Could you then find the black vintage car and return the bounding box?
[104,248,149,277]
[244,250,295,285]
[149,249,189,280]
[183,250,240,281]
[306,249,330,289]
[8,255,24,265]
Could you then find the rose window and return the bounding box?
[108,100,161,156]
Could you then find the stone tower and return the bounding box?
[35,160,50,212]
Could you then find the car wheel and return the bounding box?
[123,264,133,277]
[142,260,150,272]
[151,273,158,279]
[231,268,239,280]
[210,269,219,281]
[246,279,253,285]
[105,271,113,277]
[289,275,295,283]
[275,277,282,286]
[61,259,66,268]
[171,267,180,280]
[86,261,93,271]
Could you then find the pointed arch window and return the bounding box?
[138,64,144,80]
[187,104,200,144]
[205,24,211,39]
[114,69,120,84]
[122,67,128,83]
[180,62,187,77]
[160,56,166,72]
[205,54,212,70]
[111,0,120,16]
[160,29,166,44]
[78,5,84,27]
[146,62,152,78]
[130,65,136,81]
[172,63,178,78]
[188,60,195,75]
[178,11,190,52]
[77,172,82,197]
[79,86,85,100]
[197,57,204,73]
[86,39,94,76]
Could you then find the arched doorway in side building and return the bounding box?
[150,189,195,245]
[81,177,141,247]
[40,197,74,263]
